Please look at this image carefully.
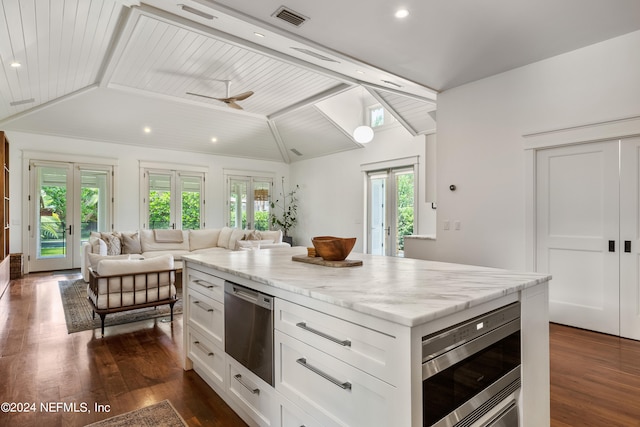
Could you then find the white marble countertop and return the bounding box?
[183,247,550,327]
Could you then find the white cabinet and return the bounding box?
[187,326,226,389]
[275,330,396,427]
[275,298,399,386]
[227,357,279,427]
[186,288,224,348]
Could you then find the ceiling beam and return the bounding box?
[267,120,291,163]
[267,83,352,120]
[366,87,419,137]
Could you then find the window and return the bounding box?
[370,106,385,127]
[226,173,273,231]
[141,165,205,230]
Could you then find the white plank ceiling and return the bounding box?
[0,0,435,162]
[2,0,637,162]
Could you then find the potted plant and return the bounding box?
[270,181,299,246]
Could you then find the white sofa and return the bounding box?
[81,227,289,282]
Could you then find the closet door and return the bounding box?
[536,141,620,335]
[620,137,640,340]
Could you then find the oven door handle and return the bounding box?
[422,319,520,380]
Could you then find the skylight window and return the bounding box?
[370,106,385,128]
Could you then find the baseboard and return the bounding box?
[0,257,10,299]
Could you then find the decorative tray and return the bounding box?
[292,254,363,268]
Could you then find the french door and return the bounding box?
[536,137,640,339]
[29,161,113,272]
[227,176,272,231]
[366,167,415,256]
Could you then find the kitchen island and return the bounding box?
[182,246,550,427]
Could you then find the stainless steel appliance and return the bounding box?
[422,302,521,427]
[224,281,274,386]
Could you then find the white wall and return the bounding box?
[8,131,289,255]
[289,124,436,251]
[411,29,640,270]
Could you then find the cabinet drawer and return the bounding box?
[187,327,225,390]
[275,298,397,385]
[187,289,224,348]
[187,267,225,302]
[280,398,323,427]
[228,358,279,427]
[275,331,395,427]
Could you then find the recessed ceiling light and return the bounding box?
[143,127,151,134]
[395,8,409,18]
[10,61,21,68]
[211,137,218,143]
[254,32,265,38]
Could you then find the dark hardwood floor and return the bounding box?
[0,271,247,427]
[1,272,640,426]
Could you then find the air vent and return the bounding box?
[273,6,308,27]
[382,80,402,88]
[10,98,35,106]
[291,47,339,63]
[290,148,303,156]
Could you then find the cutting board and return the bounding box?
[292,254,363,268]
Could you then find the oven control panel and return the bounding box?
[421,302,520,362]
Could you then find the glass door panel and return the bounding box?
[368,175,387,255]
[229,178,248,229]
[394,170,415,257]
[80,169,110,245]
[181,175,202,230]
[32,163,73,271]
[253,180,271,231]
[148,172,172,229]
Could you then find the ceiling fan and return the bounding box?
[186,80,254,110]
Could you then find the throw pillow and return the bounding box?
[190,229,221,251]
[100,233,122,256]
[217,227,233,248]
[91,238,108,256]
[229,228,246,250]
[244,230,262,241]
[121,232,142,254]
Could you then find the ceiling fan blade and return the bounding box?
[231,91,254,101]
[186,92,219,101]
[226,101,243,110]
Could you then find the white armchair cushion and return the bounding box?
[96,254,174,276]
[217,227,234,248]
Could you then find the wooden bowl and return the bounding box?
[311,236,356,261]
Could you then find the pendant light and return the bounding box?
[353,87,374,144]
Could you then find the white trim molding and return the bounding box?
[524,114,640,272]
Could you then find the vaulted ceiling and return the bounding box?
[1,0,639,163]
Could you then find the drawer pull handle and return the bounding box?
[296,322,351,347]
[234,374,260,395]
[193,340,214,357]
[193,279,217,290]
[193,300,214,312]
[296,358,352,390]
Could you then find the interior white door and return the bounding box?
[536,140,620,335]
[620,137,640,340]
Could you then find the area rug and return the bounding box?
[85,399,188,426]
[58,278,182,334]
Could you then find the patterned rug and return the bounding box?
[58,279,182,334]
[85,400,188,426]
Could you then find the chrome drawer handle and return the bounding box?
[193,340,214,357]
[234,374,260,395]
[193,279,217,290]
[296,322,351,347]
[296,358,352,390]
[193,300,214,312]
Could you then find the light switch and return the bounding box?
[443,220,450,230]
[454,220,461,230]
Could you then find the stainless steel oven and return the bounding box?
[422,302,521,427]
[224,281,274,386]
